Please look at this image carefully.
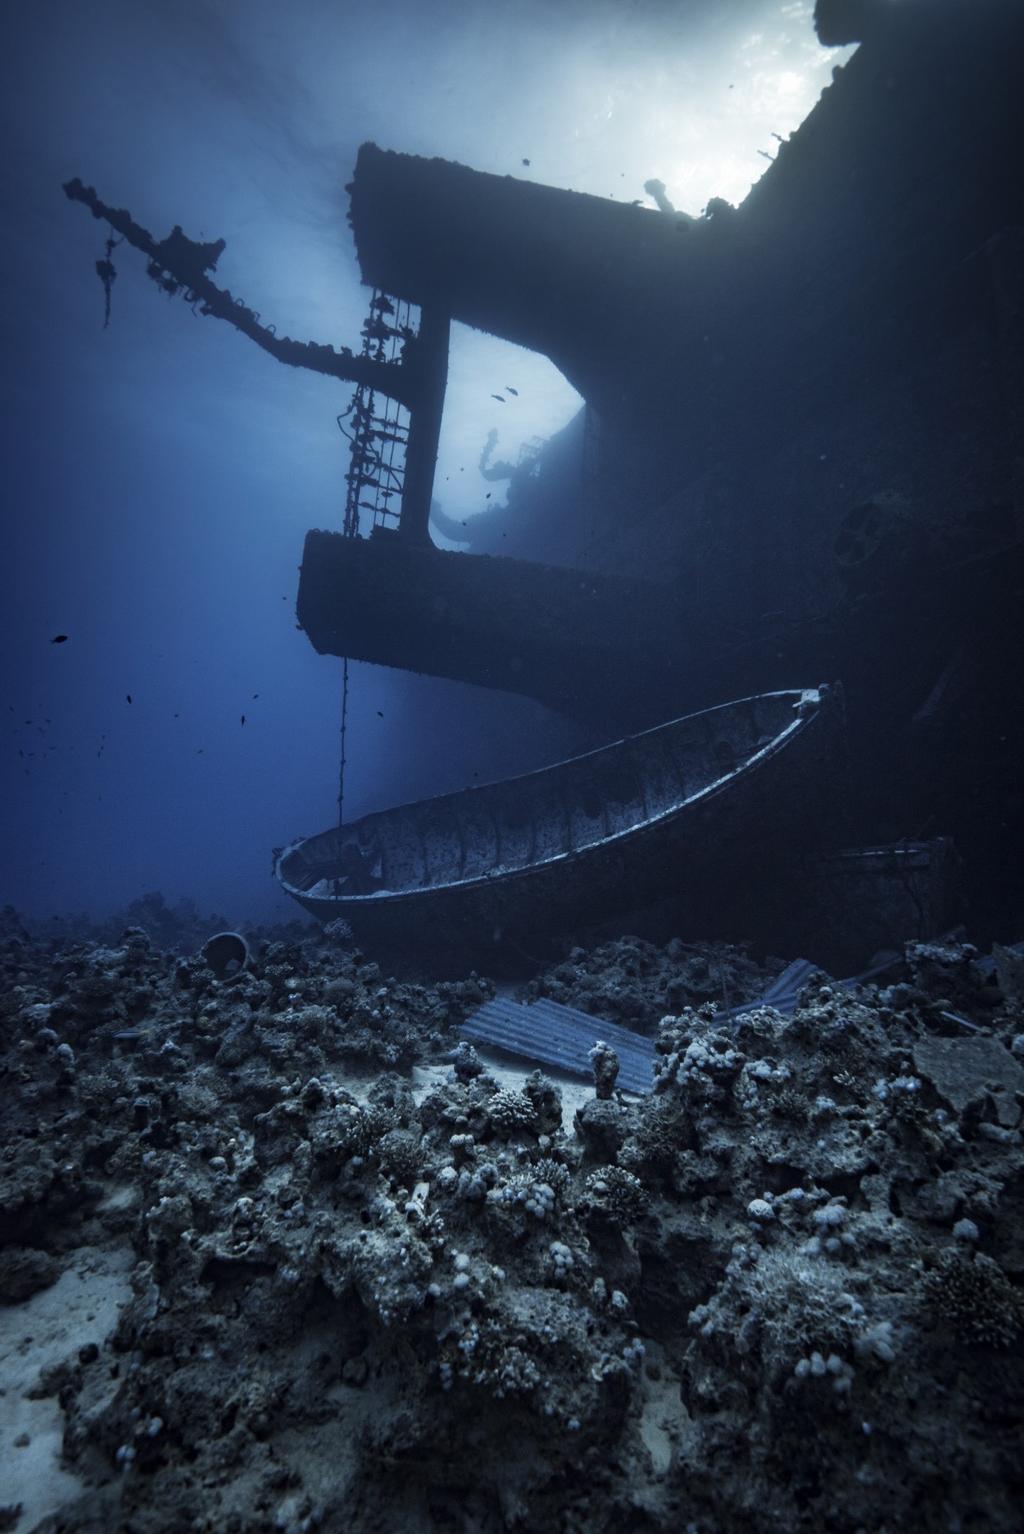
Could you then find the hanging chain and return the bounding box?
[337,656,350,828]
[95,225,123,329]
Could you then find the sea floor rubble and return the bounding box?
[1,914,1022,1532]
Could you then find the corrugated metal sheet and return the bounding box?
[460,952,919,1095]
[461,997,656,1094]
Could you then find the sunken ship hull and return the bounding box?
[276,687,844,970]
[307,1,1023,939]
[65,5,1022,953]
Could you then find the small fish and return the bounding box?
[126,693,132,704]
[376,710,384,718]
[51,634,68,644]
[490,394,505,403]
[506,386,518,396]
[252,693,259,699]
[241,715,246,726]
[485,492,492,499]
[522,157,530,166]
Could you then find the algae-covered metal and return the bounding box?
[275,686,845,969]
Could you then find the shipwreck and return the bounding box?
[66,0,1023,969]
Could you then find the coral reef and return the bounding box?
[525,935,779,1033]
[1,921,1022,1531]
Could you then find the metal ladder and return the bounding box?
[337,290,419,537]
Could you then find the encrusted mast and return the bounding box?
[63,177,448,543]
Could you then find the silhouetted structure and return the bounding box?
[65,0,1024,943]
[304,0,1023,934]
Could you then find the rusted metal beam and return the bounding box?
[296,528,699,726]
[63,178,415,406]
[397,306,449,541]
